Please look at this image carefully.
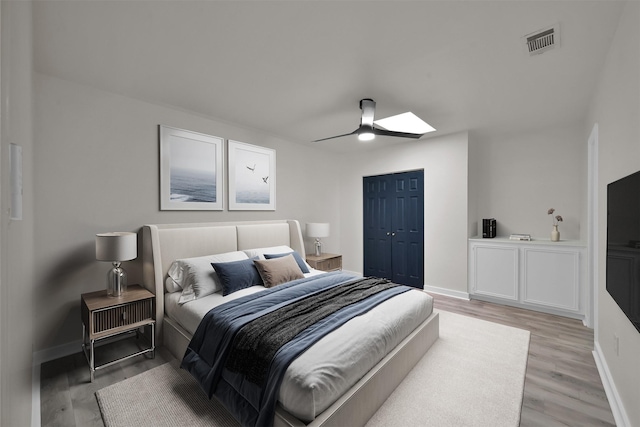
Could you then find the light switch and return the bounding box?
[10,143,22,220]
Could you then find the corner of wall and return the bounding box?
[1,1,36,426]
[593,342,632,427]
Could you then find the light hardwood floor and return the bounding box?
[40,337,174,427]
[40,295,616,427]
[432,294,615,427]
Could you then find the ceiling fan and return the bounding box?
[312,98,434,143]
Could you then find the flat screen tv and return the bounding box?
[606,170,640,333]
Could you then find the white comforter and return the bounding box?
[165,274,433,421]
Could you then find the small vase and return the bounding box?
[551,225,560,242]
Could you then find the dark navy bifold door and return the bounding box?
[363,170,424,289]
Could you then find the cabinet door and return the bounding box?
[471,245,518,300]
[523,248,580,312]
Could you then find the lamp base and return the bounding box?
[314,238,323,257]
[107,262,127,297]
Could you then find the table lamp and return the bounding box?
[96,232,137,297]
[306,223,330,256]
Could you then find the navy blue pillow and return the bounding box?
[211,257,263,296]
[264,251,310,273]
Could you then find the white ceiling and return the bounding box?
[33,1,625,152]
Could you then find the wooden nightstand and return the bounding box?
[306,253,342,272]
[81,284,155,382]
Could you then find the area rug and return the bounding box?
[96,310,530,427]
[366,310,530,427]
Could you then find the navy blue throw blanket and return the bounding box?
[181,272,413,427]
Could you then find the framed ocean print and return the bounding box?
[228,140,276,210]
[159,125,224,210]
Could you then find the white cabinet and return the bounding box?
[469,238,586,320]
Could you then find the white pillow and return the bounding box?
[166,251,249,304]
[242,245,296,260]
[165,276,182,293]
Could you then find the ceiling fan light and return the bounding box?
[357,124,375,141]
[374,112,435,134]
[358,132,375,141]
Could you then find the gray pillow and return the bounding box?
[254,254,305,288]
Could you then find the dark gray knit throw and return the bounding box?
[225,277,399,385]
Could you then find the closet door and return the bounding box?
[389,171,424,287]
[363,174,394,280]
[363,170,424,288]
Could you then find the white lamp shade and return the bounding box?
[96,232,137,262]
[306,223,330,238]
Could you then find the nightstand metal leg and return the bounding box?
[90,339,95,383]
[81,322,96,383]
[151,323,155,359]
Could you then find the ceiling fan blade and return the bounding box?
[372,128,425,139]
[312,129,357,142]
[312,98,426,143]
[359,99,376,127]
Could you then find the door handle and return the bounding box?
[391,232,396,236]
[386,232,396,237]
[386,232,391,236]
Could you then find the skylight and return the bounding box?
[374,112,436,134]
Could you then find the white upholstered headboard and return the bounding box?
[141,219,305,342]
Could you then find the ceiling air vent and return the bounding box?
[524,24,559,55]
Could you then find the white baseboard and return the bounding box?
[423,285,470,300]
[593,341,631,427]
[32,340,81,427]
[32,339,81,366]
[31,363,40,427]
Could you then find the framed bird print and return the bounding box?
[228,140,276,210]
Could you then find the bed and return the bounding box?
[142,219,439,427]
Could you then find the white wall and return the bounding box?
[587,1,640,425]
[473,123,586,241]
[32,73,342,354]
[338,132,470,296]
[1,1,35,425]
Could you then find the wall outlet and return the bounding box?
[614,334,619,356]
